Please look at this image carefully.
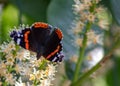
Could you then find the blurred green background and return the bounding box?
[0,0,120,86]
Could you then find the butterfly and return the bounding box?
[10,22,64,62]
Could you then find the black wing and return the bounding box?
[30,22,52,57]
[10,28,33,50]
[42,28,64,62]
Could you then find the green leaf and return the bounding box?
[9,0,51,22]
[1,5,18,43]
[109,0,120,25]
[64,61,75,80]
[106,57,120,86]
[102,0,120,25]
[47,0,78,58]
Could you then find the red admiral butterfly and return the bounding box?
[10,22,64,62]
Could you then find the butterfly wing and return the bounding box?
[10,22,52,56]
[10,28,33,50]
[42,28,64,62]
[30,22,52,57]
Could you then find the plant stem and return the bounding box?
[72,22,92,83]
[71,54,111,86]
[71,37,120,86]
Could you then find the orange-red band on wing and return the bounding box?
[46,45,60,59]
[55,29,63,39]
[34,22,49,29]
[24,31,30,49]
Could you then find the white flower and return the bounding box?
[15,77,26,86]
[5,73,15,85]
[75,38,83,47]
[98,19,109,29]
[0,41,16,53]
[6,57,15,65]
[84,47,104,69]
[0,40,58,86]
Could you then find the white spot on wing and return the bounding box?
[17,33,21,37]
[21,35,23,37]
[52,57,57,62]
[17,38,21,45]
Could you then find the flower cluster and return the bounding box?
[0,41,57,86]
[70,0,111,70]
[73,0,110,46]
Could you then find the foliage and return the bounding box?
[0,0,120,86]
